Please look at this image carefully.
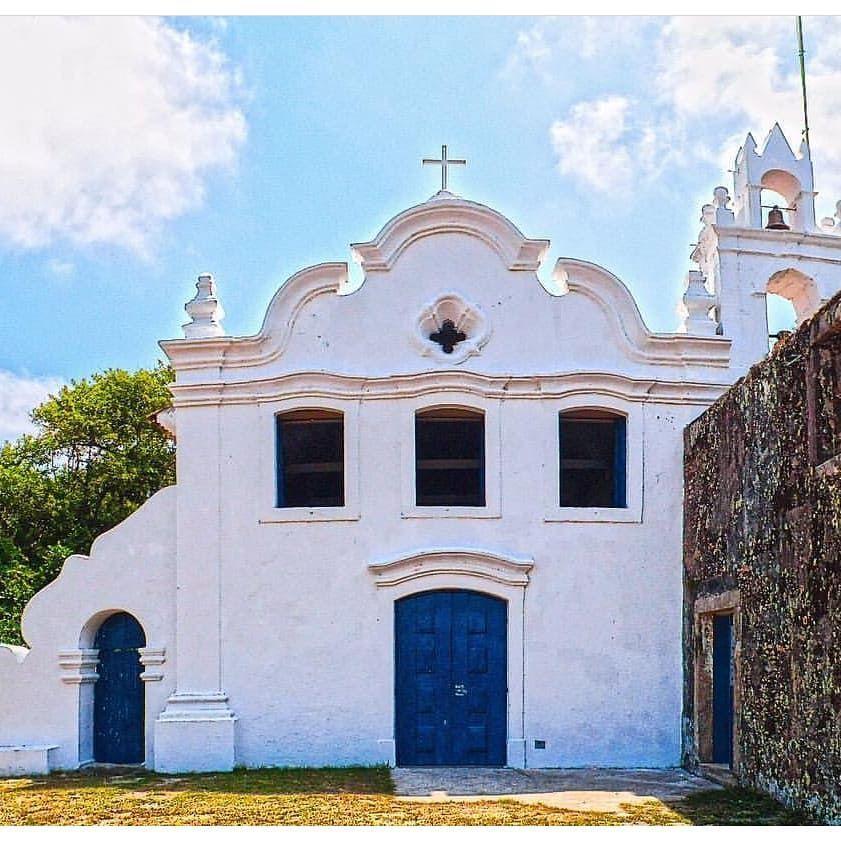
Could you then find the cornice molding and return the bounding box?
[368,547,534,588]
[58,648,99,685]
[139,646,166,682]
[167,369,731,409]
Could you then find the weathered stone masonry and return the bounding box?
[684,292,841,823]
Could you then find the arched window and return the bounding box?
[415,407,485,507]
[276,409,344,508]
[559,409,626,508]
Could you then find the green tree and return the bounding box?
[0,365,175,644]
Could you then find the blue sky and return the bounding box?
[3,15,840,438]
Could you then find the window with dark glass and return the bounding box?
[559,410,626,508]
[415,408,485,507]
[276,410,344,507]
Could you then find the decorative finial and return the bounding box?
[422,144,466,193]
[183,273,225,339]
[713,186,730,209]
[680,270,717,336]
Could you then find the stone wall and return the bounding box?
[683,293,841,824]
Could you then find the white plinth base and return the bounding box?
[154,693,236,773]
[507,739,526,769]
[0,745,58,777]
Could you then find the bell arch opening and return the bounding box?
[766,268,821,336]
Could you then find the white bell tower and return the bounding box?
[683,124,841,375]
[731,123,817,232]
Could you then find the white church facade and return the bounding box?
[3,127,841,775]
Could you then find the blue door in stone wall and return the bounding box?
[712,613,734,766]
[395,590,507,766]
[94,612,146,764]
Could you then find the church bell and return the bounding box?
[766,205,790,230]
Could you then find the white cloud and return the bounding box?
[46,258,75,278]
[0,17,246,256]
[503,16,653,78]
[0,370,63,442]
[549,96,677,195]
[532,16,841,208]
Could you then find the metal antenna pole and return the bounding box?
[797,16,811,149]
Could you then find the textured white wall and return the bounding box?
[2,194,744,772]
[0,487,176,771]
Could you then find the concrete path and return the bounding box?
[392,767,722,815]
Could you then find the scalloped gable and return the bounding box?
[351,191,550,272]
[161,194,731,375]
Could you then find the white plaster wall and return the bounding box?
[159,201,736,770]
[1,195,739,772]
[0,487,177,770]
[212,391,703,769]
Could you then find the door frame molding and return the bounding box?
[369,547,532,768]
[693,590,741,772]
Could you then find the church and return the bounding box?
[2,127,840,775]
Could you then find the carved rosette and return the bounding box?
[414,292,490,364]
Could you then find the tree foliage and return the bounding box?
[0,365,175,644]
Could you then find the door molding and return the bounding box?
[369,547,531,768]
[693,590,741,772]
[368,547,533,588]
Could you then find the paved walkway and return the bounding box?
[392,767,721,815]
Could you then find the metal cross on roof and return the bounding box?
[423,144,466,192]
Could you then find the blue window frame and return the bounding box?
[276,410,344,508]
[559,410,627,508]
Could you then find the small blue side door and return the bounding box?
[395,590,507,766]
[712,613,734,766]
[94,612,146,764]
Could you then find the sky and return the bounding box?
[3,14,841,439]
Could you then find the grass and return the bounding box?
[0,766,813,826]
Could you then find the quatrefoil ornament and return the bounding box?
[414,293,490,364]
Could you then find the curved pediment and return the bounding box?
[351,191,550,273]
[368,547,534,588]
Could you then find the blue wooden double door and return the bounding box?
[93,612,146,764]
[395,590,507,767]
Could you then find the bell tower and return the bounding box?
[683,124,841,375]
[731,123,817,232]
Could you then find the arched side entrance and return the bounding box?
[395,589,507,767]
[93,612,146,764]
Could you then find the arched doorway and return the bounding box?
[395,589,507,766]
[93,612,146,764]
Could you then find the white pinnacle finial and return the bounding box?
[680,270,717,336]
[183,273,225,339]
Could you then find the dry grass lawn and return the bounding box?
[0,767,812,826]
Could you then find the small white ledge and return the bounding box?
[0,745,58,777]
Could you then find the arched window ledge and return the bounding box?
[368,548,533,588]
